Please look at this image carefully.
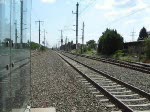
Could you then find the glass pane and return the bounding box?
[0,0,11,112]
[0,0,31,112]
[11,0,31,112]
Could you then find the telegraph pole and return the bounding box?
[65,36,67,51]
[59,30,63,50]
[76,2,79,50]
[73,2,79,50]
[15,22,18,48]
[20,0,23,47]
[60,30,63,46]
[35,20,44,45]
[81,22,85,54]
[44,29,46,47]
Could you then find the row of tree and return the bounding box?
[85,27,150,59]
[83,29,124,55]
[98,29,123,55]
[138,27,149,41]
[60,27,150,58]
[96,27,150,59]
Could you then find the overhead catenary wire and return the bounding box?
[62,0,98,43]
[63,0,97,31]
[105,5,150,27]
[96,5,150,43]
[79,0,97,16]
[63,0,150,45]
[62,0,83,30]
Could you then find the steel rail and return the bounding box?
[66,52,150,74]
[61,52,150,100]
[0,61,30,81]
[58,51,150,111]
[57,52,135,112]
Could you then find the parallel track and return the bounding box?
[66,52,150,74]
[0,57,30,81]
[57,52,150,112]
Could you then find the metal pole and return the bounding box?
[81,22,85,54]
[39,21,40,44]
[76,2,79,50]
[61,30,63,46]
[20,0,23,47]
[44,29,46,47]
[65,36,67,51]
[35,20,44,45]
[15,22,18,48]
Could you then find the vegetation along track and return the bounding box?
[57,51,150,112]
[66,52,150,74]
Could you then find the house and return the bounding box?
[147,31,150,38]
[124,41,145,54]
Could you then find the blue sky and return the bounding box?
[31,0,150,47]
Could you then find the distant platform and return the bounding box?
[31,108,56,112]
[12,107,56,112]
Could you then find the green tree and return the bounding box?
[30,42,40,50]
[138,27,148,41]
[145,38,150,59]
[98,28,123,55]
[86,40,96,50]
[3,38,13,47]
[3,38,13,43]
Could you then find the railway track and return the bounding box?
[57,52,150,112]
[0,57,30,81]
[66,52,150,74]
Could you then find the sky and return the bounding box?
[31,0,150,47]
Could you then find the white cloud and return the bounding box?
[124,0,148,14]
[41,0,56,4]
[114,0,131,6]
[95,0,114,10]
[124,19,137,25]
[81,0,96,5]
[104,11,118,19]
[95,0,131,10]
[96,0,150,21]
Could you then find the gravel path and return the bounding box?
[63,52,150,93]
[31,50,107,112]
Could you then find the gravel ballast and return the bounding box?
[63,52,150,93]
[31,50,107,112]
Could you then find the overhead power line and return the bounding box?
[105,5,150,26]
[63,0,97,31]
[79,0,97,16]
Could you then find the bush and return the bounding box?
[40,46,46,51]
[30,41,47,51]
[113,50,125,59]
[86,40,97,50]
[30,42,40,50]
[83,46,87,53]
[98,28,123,55]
